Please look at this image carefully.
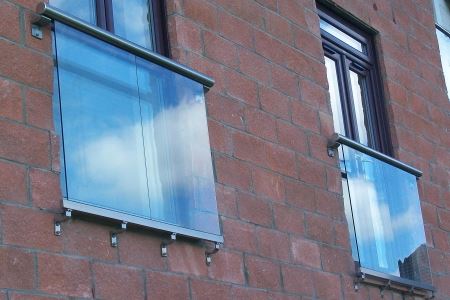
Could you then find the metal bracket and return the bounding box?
[110,222,127,247]
[205,242,221,266]
[54,209,72,236]
[379,280,391,298]
[160,233,177,257]
[31,14,51,40]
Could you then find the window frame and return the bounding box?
[318,5,391,155]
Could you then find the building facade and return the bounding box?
[0,0,449,299]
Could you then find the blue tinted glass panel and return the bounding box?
[50,0,96,24]
[54,22,220,238]
[341,145,432,284]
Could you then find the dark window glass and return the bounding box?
[49,0,167,53]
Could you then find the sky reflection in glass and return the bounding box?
[54,22,220,236]
[341,145,432,284]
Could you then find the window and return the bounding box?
[433,0,450,100]
[320,5,433,294]
[319,6,390,154]
[49,0,168,55]
[40,3,222,242]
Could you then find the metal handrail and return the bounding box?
[328,133,423,177]
[33,3,215,88]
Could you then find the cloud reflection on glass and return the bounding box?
[341,145,431,284]
[54,22,220,236]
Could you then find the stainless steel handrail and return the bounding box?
[328,133,423,177]
[33,3,215,88]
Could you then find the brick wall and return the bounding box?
[0,0,448,299]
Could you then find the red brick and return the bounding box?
[432,228,450,252]
[167,242,208,276]
[0,39,52,91]
[277,120,308,154]
[50,132,60,173]
[207,92,245,129]
[93,263,144,300]
[314,271,341,300]
[290,237,321,268]
[252,167,285,202]
[305,212,335,244]
[216,184,238,218]
[256,227,290,261]
[9,293,65,300]
[315,189,344,220]
[0,79,22,122]
[265,10,293,44]
[273,204,304,235]
[214,154,252,190]
[438,209,450,231]
[0,1,20,42]
[38,253,91,298]
[326,166,342,194]
[309,134,334,164]
[234,132,297,177]
[297,155,327,188]
[0,160,27,203]
[190,279,231,300]
[0,247,34,289]
[319,110,335,137]
[429,248,450,274]
[25,89,53,130]
[245,255,281,290]
[281,265,314,296]
[30,168,61,210]
[218,11,254,48]
[293,27,324,61]
[204,31,239,68]
[238,48,271,84]
[231,287,270,300]
[214,0,265,28]
[271,64,299,98]
[320,246,353,274]
[0,120,50,168]
[285,179,316,211]
[147,272,189,300]
[259,87,291,120]
[208,250,244,284]
[292,101,320,133]
[278,0,309,28]
[305,7,320,37]
[189,53,227,93]
[421,202,438,226]
[1,205,63,251]
[119,231,165,269]
[167,15,202,53]
[208,119,232,154]
[245,107,278,142]
[225,70,258,106]
[63,219,117,261]
[222,217,258,253]
[184,0,218,30]
[237,192,272,227]
[335,222,351,249]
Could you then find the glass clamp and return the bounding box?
[160,233,177,257]
[53,209,72,236]
[205,242,221,266]
[110,222,128,247]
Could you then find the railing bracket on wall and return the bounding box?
[31,15,51,40]
[54,209,72,236]
[205,242,221,266]
[160,233,177,257]
[110,222,127,247]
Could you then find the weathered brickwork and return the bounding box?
[0,0,448,299]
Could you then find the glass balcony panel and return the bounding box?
[54,21,220,237]
[341,145,432,285]
[50,0,96,24]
